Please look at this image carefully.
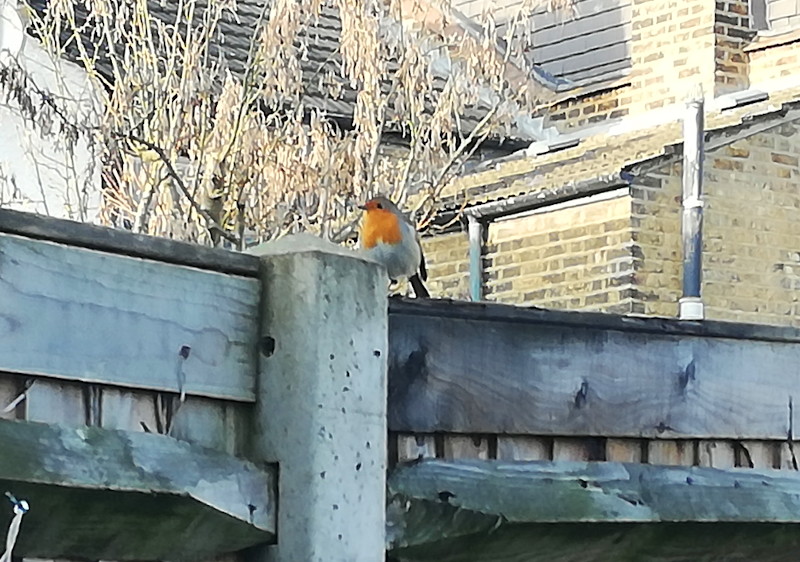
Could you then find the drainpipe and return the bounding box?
[679,97,705,320]
[467,214,483,301]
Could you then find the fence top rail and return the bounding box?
[0,208,261,277]
[389,297,800,344]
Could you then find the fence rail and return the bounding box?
[387,297,800,439]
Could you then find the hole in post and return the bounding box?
[260,336,276,357]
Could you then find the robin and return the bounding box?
[358,196,430,298]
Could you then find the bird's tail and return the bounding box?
[409,273,430,298]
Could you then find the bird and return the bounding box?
[358,195,430,298]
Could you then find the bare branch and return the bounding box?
[121,133,240,245]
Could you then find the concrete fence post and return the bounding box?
[247,234,387,562]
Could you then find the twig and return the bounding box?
[430,101,501,192]
[330,213,362,244]
[121,133,240,244]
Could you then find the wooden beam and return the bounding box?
[0,208,260,277]
[0,418,274,560]
[387,459,800,561]
[388,297,800,343]
[388,298,800,438]
[0,233,258,401]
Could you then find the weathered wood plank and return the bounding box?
[388,297,800,438]
[389,521,800,562]
[496,436,550,460]
[0,208,260,276]
[170,396,250,455]
[698,440,736,468]
[0,418,274,560]
[606,438,643,463]
[442,435,490,460]
[389,296,800,343]
[397,434,437,462]
[0,373,23,420]
[0,233,259,401]
[100,387,160,433]
[24,379,86,426]
[552,437,604,461]
[387,458,800,561]
[647,440,695,466]
[737,441,777,469]
[779,441,800,470]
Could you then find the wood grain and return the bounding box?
[779,441,800,470]
[647,440,695,466]
[388,458,800,533]
[0,417,274,560]
[442,435,490,460]
[496,436,550,461]
[552,437,604,461]
[389,296,800,343]
[0,373,22,420]
[396,433,437,462]
[0,207,260,276]
[170,396,250,455]
[100,387,160,433]
[737,441,777,469]
[606,438,643,463]
[0,233,259,401]
[389,298,800,438]
[24,379,86,426]
[697,440,736,468]
[387,458,800,560]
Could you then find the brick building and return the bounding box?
[424,0,800,326]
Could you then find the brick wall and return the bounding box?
[420,230,472,300]
[629,0,717,111]
[748,36,800,84]
[482,193,638,312]
[544,86,633,131]
[425,122,800,325]
[714,0,753,92]
[632,123,800,325]
[543,0,750,133]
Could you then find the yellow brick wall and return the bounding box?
[714,0,752,92]
[420,230,471,300]
[633,123,800,325]
[482,194,638,312]
[544,86,633,131]
[425,124,800,325]
[542,0,766,134]
[629,0,717,109]
[748,38,800,84]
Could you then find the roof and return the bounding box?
[436,83,800,218]
[26,0,569,150]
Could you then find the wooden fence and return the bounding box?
[386,298,800,561]
[0,208,387,562]
[5,207,800,562]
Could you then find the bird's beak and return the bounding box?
[357,203,367,210]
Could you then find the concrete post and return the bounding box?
[248,233,387,562]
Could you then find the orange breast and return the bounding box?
[360,209,404,248]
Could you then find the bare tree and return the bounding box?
[6,0,573,246]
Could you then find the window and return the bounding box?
[750,0,800,32]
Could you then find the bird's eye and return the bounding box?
[376,203,383,209]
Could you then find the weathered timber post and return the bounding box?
[248,234,387,562]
